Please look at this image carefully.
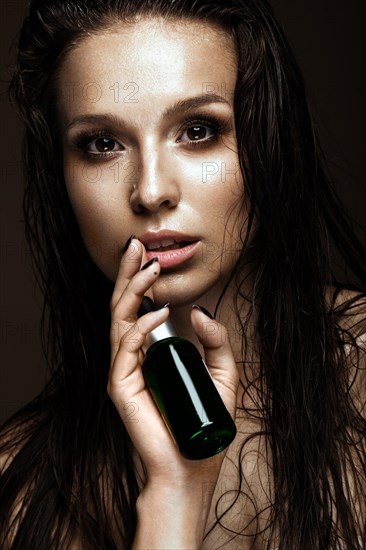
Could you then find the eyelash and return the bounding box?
[71,114,230,159]
[177,115,229,148]
[72,130,122,160]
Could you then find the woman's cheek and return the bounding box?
[177,148,241,193]
[64,162,126,279]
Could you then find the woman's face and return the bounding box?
[59,17,246,306]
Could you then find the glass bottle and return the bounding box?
[138,297,236,460]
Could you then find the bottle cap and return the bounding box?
[137,296,177,348]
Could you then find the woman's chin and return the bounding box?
[150,271,225,309]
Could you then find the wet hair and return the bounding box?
[1,0,365,548]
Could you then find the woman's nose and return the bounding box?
[129,150,180,214]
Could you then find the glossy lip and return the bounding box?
[139,230,200,269]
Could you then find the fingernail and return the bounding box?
[157,302,170,310]
[137,296,155,317]
[192,304,214,319]
[121,234,135,255]
[141,257,159,271]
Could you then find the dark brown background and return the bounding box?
[1,1,365,424]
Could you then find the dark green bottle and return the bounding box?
[138,297,236,460]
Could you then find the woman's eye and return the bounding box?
[181,125,214,143]
[87,137,122,154]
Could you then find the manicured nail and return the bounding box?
[137,297,168,318]
[137,296,155,317]
[122,234,135,255]
[192,304,213,319]
[157,302,170,310]
[141,257,159,271]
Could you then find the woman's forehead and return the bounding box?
[56,17,237,122]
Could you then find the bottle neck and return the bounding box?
[145,318,177,349]
[137,296,179,349]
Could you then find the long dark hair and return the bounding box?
[1,0,365,548]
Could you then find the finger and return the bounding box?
[108,306,179,462]
[190,308,239,408]
[191,308,235,365]
[110,260,161,356]
[109,306,170,393]
[114,257,160,312]
[111,238,148,309]
[114,306,170,363]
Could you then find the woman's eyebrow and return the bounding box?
[66,113,125,132]
[162,93,231,117]
[65,93,231,132]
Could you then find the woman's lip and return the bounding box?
[145,241,200,269]
[139,230,199,248]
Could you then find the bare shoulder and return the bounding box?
[328,287,366,340]
[0,416,83,548]
[0,415,39,494]
[328,287,366,417]
[0,419,33,547]
[0,422,26,474]
[0,450,12,480]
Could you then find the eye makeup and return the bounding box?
[176,112,231,149]
[67,111,232,161]
[69,129,124,160]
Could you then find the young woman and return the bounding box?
[1,0,365,548]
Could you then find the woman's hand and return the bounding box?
[107,237,239,548]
